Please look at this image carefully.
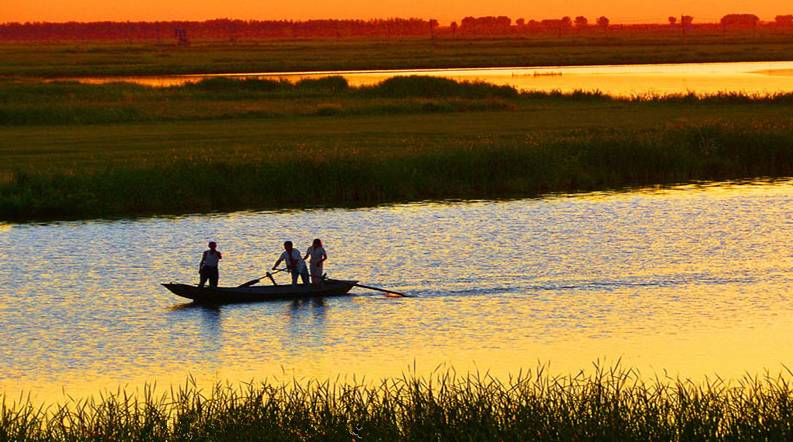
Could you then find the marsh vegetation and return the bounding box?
[3,366,793,441]
[2,76,793,221]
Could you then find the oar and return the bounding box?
[238,268,285,288]
[352,282,411,298]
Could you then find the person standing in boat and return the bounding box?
[304,238,328,285]
[273,241,309,285]
[198,241,222,288]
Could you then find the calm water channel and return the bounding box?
[72,61,793,96]
[2,180,793,401]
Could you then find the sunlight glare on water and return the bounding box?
[70,61,793,96]
[1,180,792,402]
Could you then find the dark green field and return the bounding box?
[3,33,793,77]
[2,76,793,221]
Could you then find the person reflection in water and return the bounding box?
[198,241,222,288]
[273,241,309,285]
[304,238,328,286]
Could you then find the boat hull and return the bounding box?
[162,279,357,304]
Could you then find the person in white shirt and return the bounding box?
[198,241,222,288]
[272,241,309,285]
[303,238,328,286]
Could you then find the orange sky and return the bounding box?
[1,0,789,24]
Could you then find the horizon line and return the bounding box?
[1,13,790,27]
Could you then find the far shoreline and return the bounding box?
[3,35,793,77]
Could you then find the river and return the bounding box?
[1,180,792,402]
[69,60,793,96]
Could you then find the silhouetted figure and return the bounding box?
[304,238,328,286]
[199,241,222,288]
[273,241,309,285]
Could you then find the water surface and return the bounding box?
[1,181,793,401]
[70,61,793,96]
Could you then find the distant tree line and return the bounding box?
[0,18,434,41]
[1,14,792,42]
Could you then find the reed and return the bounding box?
[3,365,793,441]
[4,76,793,126]
[3,121,793,221]
[3,76,793,221]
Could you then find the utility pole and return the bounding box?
[681,13,689,45]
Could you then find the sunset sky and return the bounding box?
[2,0,789,24]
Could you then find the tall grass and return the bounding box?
[3,76,793,126]
[3,365,793,441]
[3,76,793,220]
[3,121,793,221]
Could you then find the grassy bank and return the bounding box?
[5,76,793,126]
[3,76,793,221]
[0,76,522,126]
[3,367,793,441]
[3,120,793,221]
[3,35,793,77]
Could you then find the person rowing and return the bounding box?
[273,240,309,285]
[304,238,328,286]
[198,241,222,288]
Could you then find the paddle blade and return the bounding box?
[353,282,409,298]
[237,279,260,288]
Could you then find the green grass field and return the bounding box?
[2,76,793,221]
[3,33,793,77]
[3,366,793,441]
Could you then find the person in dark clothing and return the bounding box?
[199,241,222,288]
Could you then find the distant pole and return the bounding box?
[429,18,437,41]
[681,14,685,38]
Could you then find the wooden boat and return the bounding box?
[162,278,358,304]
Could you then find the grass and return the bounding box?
[0,76,521,125]
[3,365,793,441]
[3,120,793,221]
[5,76,793,127]
[2,76,793,221]
[2,33,793,78]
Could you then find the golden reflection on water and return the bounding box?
[1,180,793,404]
[67,61,793,96]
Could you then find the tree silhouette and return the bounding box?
[668,16,677,25]
[721,14,759,29]
[776,15,793,26]
[597,16,610,31]
[429,19,438,39]
[574,16,588,27]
